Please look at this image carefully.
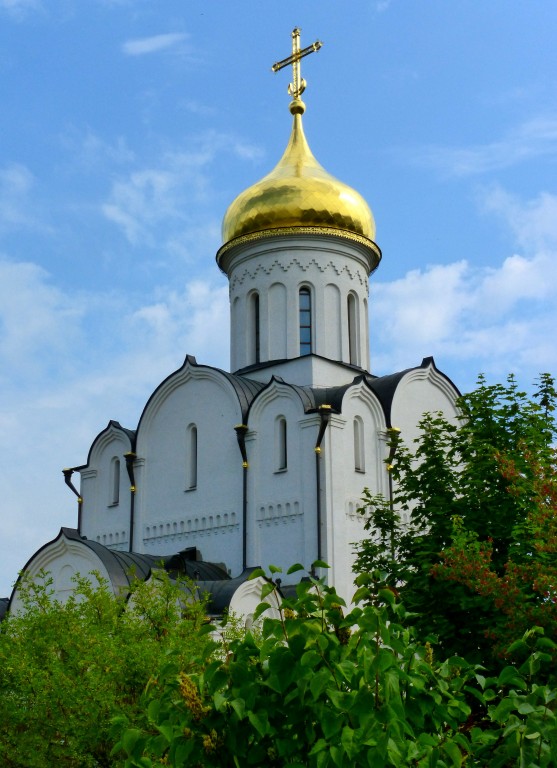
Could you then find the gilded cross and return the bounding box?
[271,28,323,100]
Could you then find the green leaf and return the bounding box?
[287,563,305,575]
[147,698,160,723]
[156,722,175,743]
[173,737,194,765]
[268,564,283,574]
[121,728,145,757]
[311,559,330,569]
[247,710,270,737]
[310,668,331,700]
[230,697,245,720]
[252,601,271,622]
[442,740,464,766]
[260,582,276,600]
[377,587,396,606]
[497,666,526,689]
[301,650,322,668]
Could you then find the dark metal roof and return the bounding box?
[164,550,230,582]
[6,528,233,617]
[63,528,167,592]
[367,356,461,427]
[0,598,9,622]
[195,567,259,616]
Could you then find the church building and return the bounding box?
[8,31,459,618]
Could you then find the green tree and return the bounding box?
[354,374,557,670]
[432,442,557,664]
[0,570,206,768]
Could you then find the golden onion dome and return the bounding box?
[221,99,375,245]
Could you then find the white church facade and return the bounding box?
[7,31,459,618]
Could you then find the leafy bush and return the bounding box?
[113,565,557,767]
[0,570,206,768]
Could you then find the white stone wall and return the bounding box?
[80,423,132,550]
[225,234,374,374]
[245,380,320,580]
[134,363,245,575]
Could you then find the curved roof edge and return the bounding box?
[246,375,319,419]
[367,357,460,427]
[137,354,265,431]
[283,357,459,426]
[6,527,231,618]
[84,420,136,469]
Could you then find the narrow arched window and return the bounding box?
[110,457,120,505]
[354,417,365,472]
[249,292,260,364]
[276,417,287,471]
[186,424,198,490]
[299,287,312,356]
[348,293,359,366]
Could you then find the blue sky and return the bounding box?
[1,0,556,596]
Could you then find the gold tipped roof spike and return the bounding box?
[271,27,323,112]
[219,28,378,255]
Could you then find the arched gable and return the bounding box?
[132,358,261,574]
[86,420,135,469]
[228,575,281,625]
[337,376,387,430]
[79,421,135,548]
[390,358,460,443]
[247,376,314,425]
[137,356,254,441]
[8,528,155,613]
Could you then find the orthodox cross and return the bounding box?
[271,28,323,100]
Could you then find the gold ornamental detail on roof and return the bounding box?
[220,28,376,248]
[217,226,381,273]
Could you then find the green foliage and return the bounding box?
[354,374,557,670]
[114,567,557,767]
[0,569,206,768]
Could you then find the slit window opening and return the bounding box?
[276,417,287,471]
[251,292,260,364]
[348,293,359,366]
[299,288,312,356]
[186,425,198,489]
[110,457,120,505]
[354,417,365,472]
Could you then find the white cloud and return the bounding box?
[371,190,557,385]
[101,132,262,247]
[0,258,84,381]
[482,186,557,252]
[0,163,36,230]
[122,33,188,56]
[414,117,557,177]
[103,167,183,244]
[183,100,217,117]
[0,252,229,595]
[60,127,135,170]
[0,0,40,17]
